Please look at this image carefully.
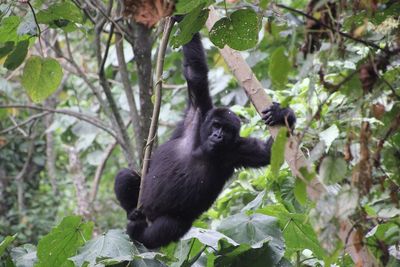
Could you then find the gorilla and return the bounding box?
[114,29,296,249]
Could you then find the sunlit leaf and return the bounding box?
[319,156,347,185]
[171,5,209,48]
[271,127,288,179]
[21,56,63,103]
[268,46,290,90]
[36,216,93,267]
[209,9,259,50]
[10,244,38,267]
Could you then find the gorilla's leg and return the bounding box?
[114,168,141,215]
[127,215,192,249]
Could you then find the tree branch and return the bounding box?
[138,17,175,209]
[206,7,378,266]
[0,104,121,143]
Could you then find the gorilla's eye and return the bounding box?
[212,122,221,128]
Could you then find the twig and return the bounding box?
[90,141,118,202]
[0,104,121,143]
[138,17,175,209]
[115,0,142,158]
[1,112,50,134]
[275,4,389,53]
[26,1,43,56]
[206,6,378,266]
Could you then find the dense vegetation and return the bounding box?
[0,0,399,266]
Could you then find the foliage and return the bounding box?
[0,0,400,266]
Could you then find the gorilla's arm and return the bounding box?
[234,137,273,168]
[183,33,213,114]
[234,103,296,168]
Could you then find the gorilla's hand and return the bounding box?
[262,102,296,128]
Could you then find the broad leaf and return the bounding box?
[268,46,290,90]
[319,125,339,153]
[21,56,63,103]
[261,205,325,259]
[271,127,288,179]
[217,213,284,264]
[319,156,347,185]
[10,244,38,267]
[293,178,307,205]
[69,229,134,267]
[37,2,82,24]
[0,16,20,43]
[171,5,209,48]
[0,42,15,59]
[4,40,29,70]
[209,9,259,51]
[36,216,93,267]
[175,0,209,13]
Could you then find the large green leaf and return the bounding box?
[0,42,15,59]
[0,16,20,43]
[171,5,209,48]
[69,229,133,266]
[175,0,209,13]
[270,127,288,180]
[36,216,93,267]
[4,40,29,70]
[37,2,82,24]
[319,156,347,185]
[268,46,290,90]
[21,56,63,103]
[0,234,17,257]
[260,205,325,259]
[214,238,279,267]
[209,9,259,51]
[10,244,38,267]
[217,213,284,264]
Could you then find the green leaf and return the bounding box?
[319,156,347,185]
[0,234,17,257]
[171,5,209,48]
[268,46,290,90]
[4,40,29,70]
[319,124,339,153]
[0,16,21,43]
[69,229,134,266]
[182,227,238,249]
[175,0,209,13]
[0,42,15,59]
[270,127,288,179]
[217,213,284,264]
[21,56,63,103]
[214,238,279,267]
[293,178,307,205]
[260,205,325,259]
[209,9,259,51]
[37,2,82,24]
[36,215,93,267]
[10,244,38,267]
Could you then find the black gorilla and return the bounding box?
[114,31,296,249]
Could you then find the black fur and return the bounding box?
[114,32,296,249]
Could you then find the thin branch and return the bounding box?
[275,3,389,53]
[0,104,121,143]
[1,112,50,134]
[95,20,135,166]
[115,29,142,158]
[90,141,117,202]
[26,1,43,56]
[206,6,379,266]
[138,17,175,209]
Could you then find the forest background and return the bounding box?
[0,0,399,266]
